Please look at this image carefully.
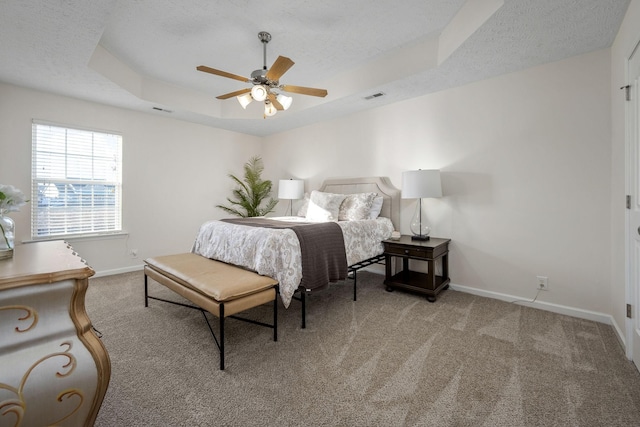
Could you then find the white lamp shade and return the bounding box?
[264,102,277,116]
[251,85,268,101]
[237,93,253,109]
[402,169,442,199]
[276,94,293,110]
[278,179,304,199]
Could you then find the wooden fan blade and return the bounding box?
[216,88,251,100]
[265,56,295,81]
[268,93,284,110]
[281,85,328,97]
[197,65,250,83]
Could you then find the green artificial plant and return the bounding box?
[216,156,278,217]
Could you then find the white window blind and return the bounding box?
[31,122,122,239]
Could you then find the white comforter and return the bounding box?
[191,217,394,307]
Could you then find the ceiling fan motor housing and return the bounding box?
[251,69,268,83]
[251,69,280,90]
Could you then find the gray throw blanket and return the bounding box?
[221,218,348,291]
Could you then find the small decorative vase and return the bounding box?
[0,210,15,260]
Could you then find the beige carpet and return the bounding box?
[86,271,640,426]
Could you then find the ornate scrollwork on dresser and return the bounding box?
[0,241,110,427]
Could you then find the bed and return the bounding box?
[191,176,400,320]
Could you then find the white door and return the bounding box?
[627,41,640,370]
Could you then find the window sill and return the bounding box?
[23,231,129,244]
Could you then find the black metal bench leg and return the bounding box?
[273,287,278,342]
[301,291,306,329]
[353,270,357,301]
[219,304,225,370]
[144,274,149,307]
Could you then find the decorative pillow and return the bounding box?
[297,193,310,217]
[368,195,384,219]
[338,192,377,221]
[306,191,346,222]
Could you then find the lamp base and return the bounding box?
[411,234,430,241]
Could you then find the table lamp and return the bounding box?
[278,179,304,216]
[402,169,442,240]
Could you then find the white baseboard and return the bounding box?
[360,271,616,327]
[364,271,628,347]
[450,283,628,354]
[93,264,144,278]
[610,316,627,351]
[449,282,611,323]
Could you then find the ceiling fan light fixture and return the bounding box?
[251,85,268,102]
[264,101,277,116]
[264,101,277,117]
[276,94,293,110]
[237,93,253,109]
[197,31,327,118]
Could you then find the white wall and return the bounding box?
[264,48,613,316]
[0,31,624,333]
[0,83,262,274]
[611,0,640,346]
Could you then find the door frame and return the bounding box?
[625,38,640,362]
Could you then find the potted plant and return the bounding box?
[217,156,278,217]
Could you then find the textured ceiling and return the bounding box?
[0,0,630,137]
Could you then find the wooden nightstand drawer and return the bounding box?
[384,244,428,258]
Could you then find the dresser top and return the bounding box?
[0,241,94,289]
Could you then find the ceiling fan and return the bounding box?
[197,31,328,117]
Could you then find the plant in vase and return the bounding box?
[0,184,28,260]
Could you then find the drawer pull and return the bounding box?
[404,249,409,254]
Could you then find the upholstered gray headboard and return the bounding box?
[319,176,400,231]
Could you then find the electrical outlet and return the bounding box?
[537,276,549,290]
[129,249,138,258]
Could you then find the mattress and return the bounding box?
[191,216,394,307]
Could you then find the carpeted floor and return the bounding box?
[86,271,640,426]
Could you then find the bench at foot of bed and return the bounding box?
[143,253,279,370]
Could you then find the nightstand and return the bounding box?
[383,235,451,302]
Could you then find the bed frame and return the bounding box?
[295,176,400,327]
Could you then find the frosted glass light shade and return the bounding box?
[237,93,253,109]
[276,94,293,110]
[251,85,268,101]
[278,179,304,199]
[264,102,277,116]
[402,170,442,199]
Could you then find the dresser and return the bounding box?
[0,241,110,426]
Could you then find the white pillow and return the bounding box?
[306,191,346,222]
[297,193,310,217]
[338,192,377,221]
[368,195,384,219]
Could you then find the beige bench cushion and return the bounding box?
[145,253,277,302]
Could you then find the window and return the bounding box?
[31,122,122,239]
